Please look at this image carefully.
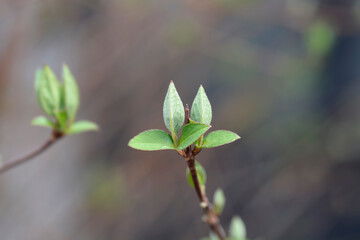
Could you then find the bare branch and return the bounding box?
[0,131,63,174]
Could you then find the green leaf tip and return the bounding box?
[191,85,212,125]
[128,129,176,151]
[201,130,240,148]
[32,116,55,128]
[213,188,226,215]
[229,216,246,240]
[177,123,210,150]
[67,121,99,135]
[186,161,207,188]
[163,81,184,143]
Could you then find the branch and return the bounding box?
[183,105,226,240]
[0,131,63,174]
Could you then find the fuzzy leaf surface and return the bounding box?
[191,85,212,124]
[163,81,184,141]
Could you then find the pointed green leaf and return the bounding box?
[213,188,226,215]
[32,116,55,128]
[163,81,184,143]
[229,216,246,240]
[128,129,176,151]
[35,66,61,117]
[177,123,210,150]
[201,130,240,148]
[62,64,79,123]
[191,85,212,124]
[67,121,98,135]
[186,161,207,188]
[35,68,53,116]
[43,65,61,115]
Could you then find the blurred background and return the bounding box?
[1,0,360,239]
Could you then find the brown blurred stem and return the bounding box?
[181,105,226,240]
[0,131,63,174]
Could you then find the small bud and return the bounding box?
[213,188,226,215]
[200,201,207,208]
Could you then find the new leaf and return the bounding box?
[35,66,61,117]
[32,116,54,128]
[62,64,79,124]
[67,121,98,135]
[163,81,184,143]
[191,85,212,124]
[201,130,240,148]
[177,123,210,150]
[229,216,246,240]
[213,188,226,215]
[128,129,176,151]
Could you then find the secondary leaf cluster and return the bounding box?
[32,65,98,135]
[128,81,240,151]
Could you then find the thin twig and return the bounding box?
[0,131,63,174]
[182,105,226,240]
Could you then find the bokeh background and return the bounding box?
[1,0,360,239]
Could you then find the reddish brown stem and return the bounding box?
[0,131,63,174]
[187,158,204,201]
[183,105,226,240]
[186,156,226,240]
